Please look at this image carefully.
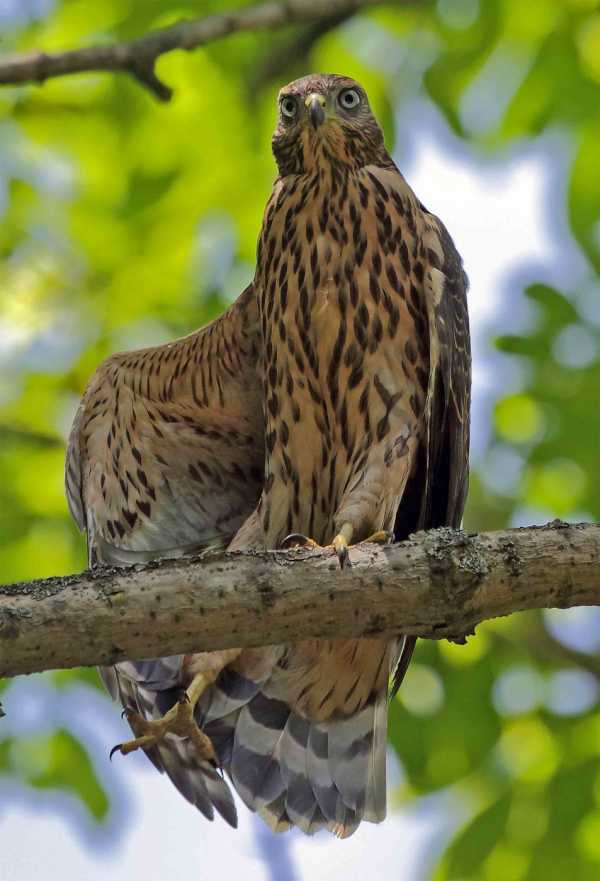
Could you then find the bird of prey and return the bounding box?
[66,73,470,837]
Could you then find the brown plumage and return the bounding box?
[65,73,470,837]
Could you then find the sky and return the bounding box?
[0,108,588,881]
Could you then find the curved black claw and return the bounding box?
[336,544,351,570]
[109,743,123,761]
[281,533,314,550]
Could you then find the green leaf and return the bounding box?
[569,118,600,271]
[13,729,109,821]
[424,0,503,136]
[439,791,512,879]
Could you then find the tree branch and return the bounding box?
[0,0,386,101]
[1,521,598,679]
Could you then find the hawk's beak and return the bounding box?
[305,93,326,129]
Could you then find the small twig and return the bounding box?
[130,58,174,102]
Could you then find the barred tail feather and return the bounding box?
[307,725,338,820]
[230,694,289,810]
[329,707,374,815]
[157,737,238,827]
[227,687,389,837]
[365,687,388,822]
[258,793,293,834]
[277,713,319,833]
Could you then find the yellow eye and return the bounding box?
[339,88,361,110]
[280,97,298,119]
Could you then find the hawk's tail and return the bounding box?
[202,677,388,837]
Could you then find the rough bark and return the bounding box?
[1,520,598,679]
[0,0,386,101]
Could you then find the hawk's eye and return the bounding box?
[280,97,298,120]
[338,88,361,110]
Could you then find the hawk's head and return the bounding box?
[272,73,387,176]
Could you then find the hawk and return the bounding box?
[66,73,470,837]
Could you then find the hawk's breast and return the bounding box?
[256,165,428,545]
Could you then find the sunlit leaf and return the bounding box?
[5,729,109,820]
[437,792,512,879]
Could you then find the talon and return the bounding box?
[109,743,123,761]
[338,546,351,570]
[332,523,354,570]
[332,535,352,570]
[281,533,319,550]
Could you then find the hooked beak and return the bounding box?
[305,92,326,129]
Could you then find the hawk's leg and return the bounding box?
[110,649,241,762]
[332,522,354,569]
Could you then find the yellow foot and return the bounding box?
[333,529,393,567]
[281,525,390,569]
[110,679,215,762]
[364,530,394,545]
[282,525,354,570]
[281,532,350,569]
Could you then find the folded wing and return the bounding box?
[65,284,264,826]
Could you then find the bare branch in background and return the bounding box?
[1,520,598,679]
[0,0,388,101]
[0,425,64,448]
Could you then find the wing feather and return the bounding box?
[365,169,471,696]
[64,284,263,827]
[65,284,263,562]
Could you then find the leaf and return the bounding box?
[4,729,109,821]
[501,30,600,139]
[438,791,512,879]
[31,729,109,820]
[424,0,503,136]
[569,118,600,272]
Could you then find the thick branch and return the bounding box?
[0,0,385,101]
[1,521,599,679]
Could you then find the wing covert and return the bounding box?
[65,283,264,566]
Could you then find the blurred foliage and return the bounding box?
[0,0,599,878]
[0,727,109,820]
